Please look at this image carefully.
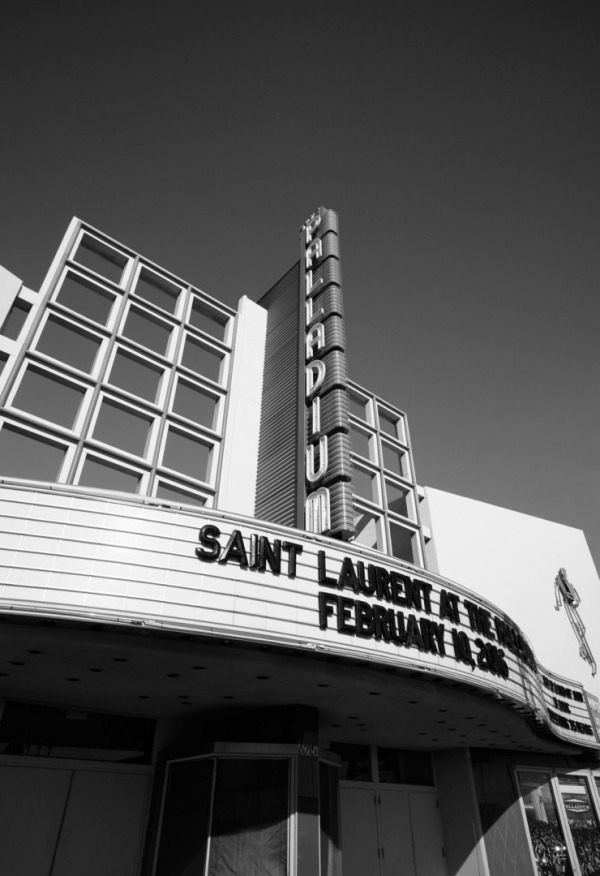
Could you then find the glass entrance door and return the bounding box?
[518,769,600,876]
[556,775,600,876]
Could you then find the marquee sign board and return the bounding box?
[195,518,597,747]
[1,485,597,750]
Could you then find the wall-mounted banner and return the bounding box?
[302,208,356,541]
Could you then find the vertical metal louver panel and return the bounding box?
[255,263,302,527]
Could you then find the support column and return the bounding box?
[434,749,490,876]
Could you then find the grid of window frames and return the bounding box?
[347,381,428,567]
[0,225,235,509]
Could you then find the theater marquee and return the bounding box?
[195,520,597,746]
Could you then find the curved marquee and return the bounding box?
[0,483,597,749]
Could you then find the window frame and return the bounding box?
[73,447,150,496]
[186,291,234,346]
[31,309,108,381]
[179,329,229,388]
[104,342,170,410]
[5,359,94,437]
[0,416,76,484]
[69,229,134,289]
[152,476,213,509]
[119,299,178,361]
[169,373,224,435]
[52,266,122,332]
[158,420,219,489]
[86,390,160,464]
[130,263,185,320]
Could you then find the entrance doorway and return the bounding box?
[0,759,150,876]
[340,784,446,876]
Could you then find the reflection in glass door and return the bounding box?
[518,770,573,876]
[557,775,600,876]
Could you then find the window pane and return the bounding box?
[518,771,574,876]
[353,507,382,550]
[348,392,369,422]
[382,443,409,479]
[12,367,85,430]
[377,748,433,785]
[78,456,142,492]
[352,465,377,504]
[162,428,212,481]
[0,353,7,377]
[56,274,116,326]
[155,759,214,876]
[155,481,207,507]
[1,301,30,340]
[189,298,228,340]
[181,336,224,383]
[134,268,180,315]
[209,759,289,876]
[122,307,171,357]
[73,234,127,285]
[386,481,413,519]
[0,424,66,481]
[36,316,101,374]
[389,522,417,563]
[349,424,371,461]
[172,379,218,428]
[378,408,404,442]
[108,349,163,404]
[328,743,372,782]
[557,774,600,875]
[92,399,152,457]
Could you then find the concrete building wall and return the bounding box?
[425,487,600,700]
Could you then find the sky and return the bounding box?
[2,1,600,569]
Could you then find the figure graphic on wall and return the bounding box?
[554,567,597,676]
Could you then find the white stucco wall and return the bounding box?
[425,487,600,699]
[217,295,267,516]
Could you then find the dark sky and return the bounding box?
[2,2,600,568]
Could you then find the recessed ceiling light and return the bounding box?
[113,658,128,663]
[192,665,206,670]
[66,677,80,682]
[167,673,180,677]
[28,650,43,655]
[9,661,25,666]
[222,695,235,699]
[317,683,329,687]
[256,675,270,680]
[368,691,380,696]
[89,667,103,672]
[137,695,150,699]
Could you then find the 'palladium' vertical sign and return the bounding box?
[302,207,356,541]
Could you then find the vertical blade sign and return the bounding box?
[302,207,356,540]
